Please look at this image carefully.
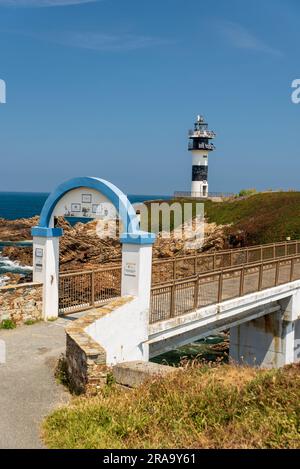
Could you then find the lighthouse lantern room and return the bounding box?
[188,115,216,198]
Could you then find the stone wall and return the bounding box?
[0,282,43,325]
[66,333,107,395]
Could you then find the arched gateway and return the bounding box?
[31,177,155,320]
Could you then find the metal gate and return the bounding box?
[59,266,122,315]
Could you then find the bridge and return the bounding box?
[59,239,300,369]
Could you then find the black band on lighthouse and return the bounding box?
[192,165,208,181]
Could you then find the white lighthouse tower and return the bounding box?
[188,115,216,198]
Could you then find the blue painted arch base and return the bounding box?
[31,227,64,238]
[120,232,156,245]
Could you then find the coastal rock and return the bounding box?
[0,216,39,241]
[0,216,228,272]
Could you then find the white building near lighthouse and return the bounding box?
[188,115,216,198]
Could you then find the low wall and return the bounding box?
[0,282,43,326]
[65,297,133,394]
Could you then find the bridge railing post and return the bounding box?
[239,267,245,296]
[170,283,176,318]
[91,270,95,307]
[173,259,177,281]
[194,276,199,310]
[290,258,295,282]
[246,248,249,264]
[275,260,280,286]
[218,272,223,303]
[258,263,263,291]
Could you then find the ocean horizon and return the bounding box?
[0,191,170,221]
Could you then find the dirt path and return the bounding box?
[0,320,72,449]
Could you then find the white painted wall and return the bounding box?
[192,151,208,167]
[85,297,149,365]
[32,236,60,320]
[53,187,117,220]
[121,243,153,303]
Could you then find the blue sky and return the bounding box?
[0,0,300,195]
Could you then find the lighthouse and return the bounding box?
[188,115,216,198]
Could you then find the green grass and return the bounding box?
[43,363,300,449]
[205,192,300,244]
[0,318,16,329]
[24,318,41,326]
[143,192,300,245]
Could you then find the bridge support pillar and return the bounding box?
[120,233,156,362]
[229,307,296,368]
[31,227,63,320]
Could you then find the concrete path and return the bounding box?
[0,317,79,449]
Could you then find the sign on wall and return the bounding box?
[35,248,43,272]
[124,262,137,277]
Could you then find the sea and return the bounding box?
[0,191,170,282]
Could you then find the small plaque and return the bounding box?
[92,204,101,214]
[35,263,43,272]
[35,248,43,258]
[124,262,137,277]
[71,203,81,213]
[82,194,92,203]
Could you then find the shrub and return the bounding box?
[0,319,16,329]
[238,188,258,197]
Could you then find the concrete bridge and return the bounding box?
[148,244,300,367]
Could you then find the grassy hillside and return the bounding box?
[146,192,300,246]
[205,192,300,245]
[43,363,300,449]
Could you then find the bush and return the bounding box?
[0,319,16,329]
[238,188,258,197]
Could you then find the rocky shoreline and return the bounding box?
[0,216,228,274]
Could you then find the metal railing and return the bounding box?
[59,265,121,315]
[151,240,300,286]
[150,254,300,324]
[173,191,235,198]
[58,240,300,316]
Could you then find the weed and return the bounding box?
[0,319,16,329]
